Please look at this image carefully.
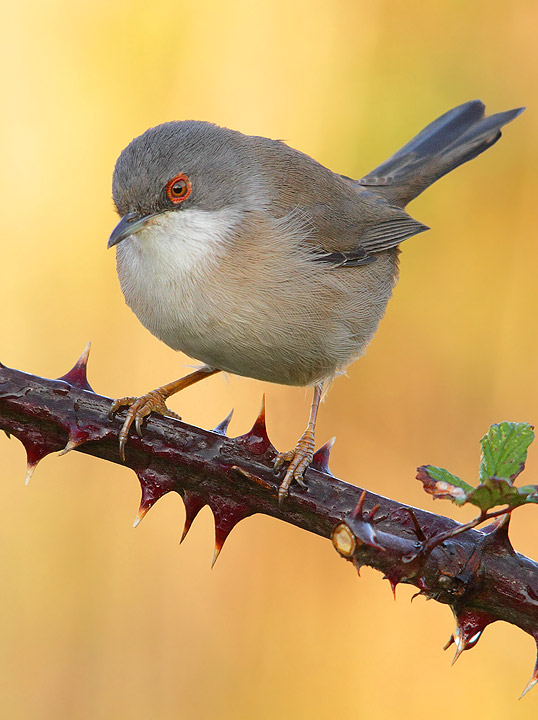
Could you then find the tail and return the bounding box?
[358,100,524,207]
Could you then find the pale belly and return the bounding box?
[115,210,398,386]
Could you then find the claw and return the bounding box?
[109,396,136,421]
[276,430,315,504]
[273,450,292,474]
[110,391,180,461]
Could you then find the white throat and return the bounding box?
[114,206,241,351]
[118,206,240,275]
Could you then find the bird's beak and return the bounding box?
[107,212,158,249]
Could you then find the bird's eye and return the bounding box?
[166,173,191,204]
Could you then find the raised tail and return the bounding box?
[358,100,524,207]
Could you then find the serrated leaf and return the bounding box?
[417,465,473,506]
[417,462,538,512]
[479,422,534,484]
[465,477,538,511]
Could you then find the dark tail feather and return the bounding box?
[358,100,524,207]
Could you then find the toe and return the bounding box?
[274,450,293,473]
[135,414,144,437]
[109,396,135,419]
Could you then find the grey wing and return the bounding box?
[257,135,429,267]
[310,191,429,268]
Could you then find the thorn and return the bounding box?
[57,342,94,392]
[351,490,367,519]
[208,496,251,565]
[480,513,515,555]
[249,394,267,438]
[58,426,108,456]
[310,436,336,474]
[520,636,538,699]
[2,429,11,439]
[410,590,426,602]
[451,631,481,662]
[520,676,538,700]
[211,544,222,569]
[23,441,59,484]
[180,490,207,543]
[451,652,460,666]
[345,490,385,550]
[450,607,493,664]
[133,468,174,530]
[236,395,274,455]
[443,635,455,651]
[24,462,37,486]
[367,504,381,522]
[213,409,234,435]
[520,664,538,698]
[406,508,427,542]
[58,437,82,456]
[133,503,150,528]
[382,574,399,599]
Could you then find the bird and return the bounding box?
[108,100,523,503]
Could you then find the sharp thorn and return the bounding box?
[57,342,94,392]
[180,490,207,544]
[247,394,269,439]
[211,544,222,568]
[310,436,336,473]
[58,438,80,456]
[213,409,234,435]
[24,463,37,486]
[443,635,455,651]
[179,521,190,544]
[520,642,538,699]
[133,504,149,528]
[79,341,91,366]
[406,508,427,541]
[519,674,538,700]
[452,649,463,666]
[256,393,266,424]
[351,490,367,519]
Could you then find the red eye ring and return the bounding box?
[166,173,192,204]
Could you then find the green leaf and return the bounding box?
[479,422,534,483]
[417,464,538,511]
[417,465,473,507]
[464,477,538,511]
[418,422,538,513]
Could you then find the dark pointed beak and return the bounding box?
[107,212,158,249]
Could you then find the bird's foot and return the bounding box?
[109,390,181,461]
[274,429,316,504]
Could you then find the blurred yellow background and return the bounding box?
[1,0,537,717]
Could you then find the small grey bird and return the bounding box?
[108,100,523,502]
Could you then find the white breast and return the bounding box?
[115,207,241,357]
[114,205,397,387]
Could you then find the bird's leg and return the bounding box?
[274,381,325,504]
[110,366,220,461]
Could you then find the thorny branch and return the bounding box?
[0,347,537,696]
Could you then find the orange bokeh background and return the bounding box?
[1,1,537,717]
